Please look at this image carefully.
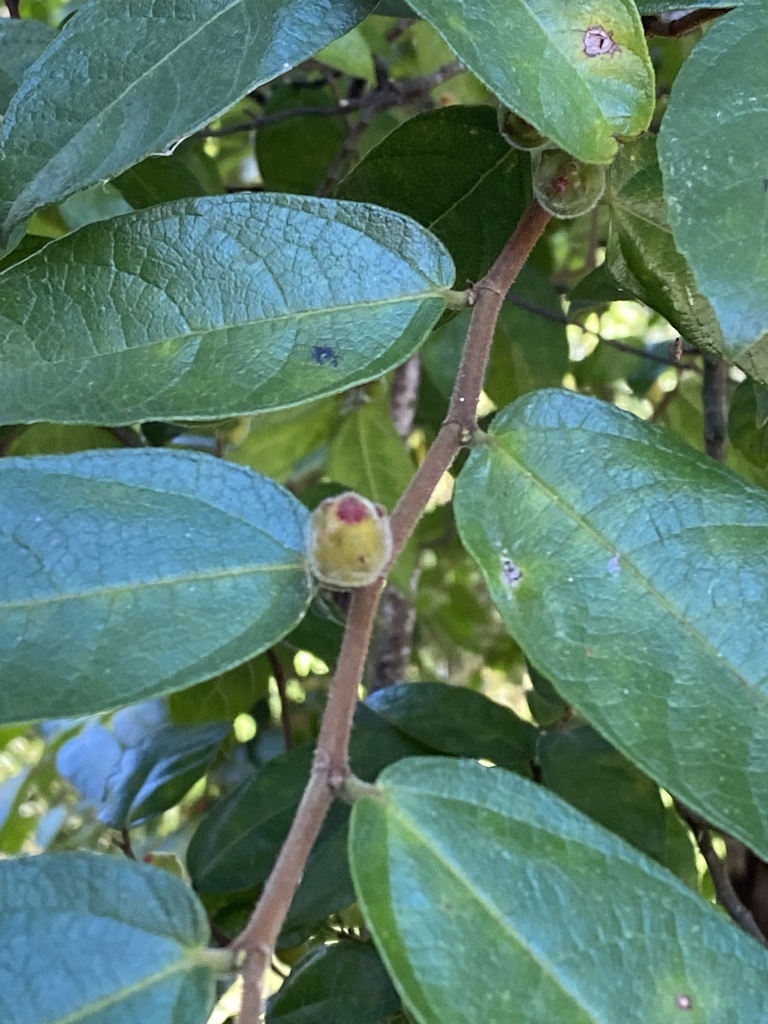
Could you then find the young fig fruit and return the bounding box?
[307,492,393,590]
[497,105,548,151]
[532,147,606,219]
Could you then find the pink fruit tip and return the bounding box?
[336,494,369,524]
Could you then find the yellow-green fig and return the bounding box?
[307,492,393,589]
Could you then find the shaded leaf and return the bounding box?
[537,724,666,862]
[0,852,217,1024]
[604,135,724,357]
[367,681,537,775]
[658,2,768,377]
[403,1,654,163]
[454,388,768,859]
[267,941,400,1024]
[351,758,768,1024]
[257,84,347,195]
[0,449,312,722]
[338,104,530,284]
[0,194,454,425]
[0,0,376,247]
[168,656,271,726]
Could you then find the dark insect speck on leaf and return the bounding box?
[312,345,339,368]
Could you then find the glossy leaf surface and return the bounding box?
[0,194,454,424]
[403,0,653,163]
[0,852,216,1024]
[454,389,768,859]
[0,449,312,722]
[658,2,768,377]
[0,0,376,247]
[350,757,768,1024]
[0,19,55,115]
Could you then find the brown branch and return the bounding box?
[702,353,729,461]
[231,200,551,1022]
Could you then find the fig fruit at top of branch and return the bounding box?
[532,148,606,219]
[307,492,393,590]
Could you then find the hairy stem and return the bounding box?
[233,199,550,1021]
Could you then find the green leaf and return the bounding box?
[402,1,653,164]
[188,703,425,899]
[350,757,768,1024]
[256,84,347,196]
[232,399,339,484]
[454,389,768,859]
[112,143,221,210]
[604,135,725,357]
[168,656,271,725]
[315,25,376,83]
[338,105,530,283]
[729,380,768,469]
[367,681,537,775]
[537,725,666,862]
[0,449,312,722]
[267,941,400,1024]
[327,392,414,512]
[0,19,55,115]
[0,194,454,425]
[0,852,218,1024]
[658,2,768,376]
[0,0,376,248]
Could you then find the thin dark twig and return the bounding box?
[702,353,729,461]
[114,828,136,860]
[267,648,294,750]
[196,61,464,139]
[5,0,20,17]
[506,293,700,371]
[697,828,768,946]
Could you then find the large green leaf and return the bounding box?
[0,0,376,249]
[0,194,454,425]
[0,852,219,1024]
[350,758,768,1024]
[604,135,725,357]
[338,105,530,283]
[454,389,768,858]
[0,19,55,115]
[658,2,768,377]
[402,1,653,164]
[0,449,312,722]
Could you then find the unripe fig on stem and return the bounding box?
[532,147,606,219]
[497,105,549,151]
[307,491,393,590]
